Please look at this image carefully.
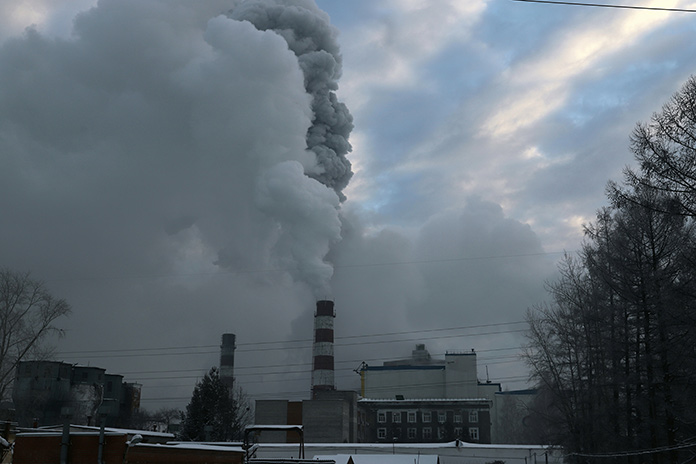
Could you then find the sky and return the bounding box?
[1,0,695,412]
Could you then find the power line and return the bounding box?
[117,346,524,376]
[55,328,526,359]
[511,0,696,12]
[55,320,528,357]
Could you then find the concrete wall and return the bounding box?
[303,399,349,443]
[444,353,477,399]
[363,367,445,399]
[253,400,290,443]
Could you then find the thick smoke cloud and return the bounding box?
[0,0,351,405]
[229,0,354,199]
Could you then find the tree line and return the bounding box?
[524,76,696,463]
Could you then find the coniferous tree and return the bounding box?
[180,367,241,441]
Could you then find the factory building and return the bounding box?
[254,300,358,443]
[358,398,492,443]
[359,344,500,403]
[252,302,534,445]
[12,360,141,427]
[357,345,499,444]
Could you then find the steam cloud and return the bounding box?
[225,0,354,296]
[0,0,351,300]
[229,0,354,199]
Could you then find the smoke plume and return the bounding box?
[225,0,354,296]
[229,0,354,200]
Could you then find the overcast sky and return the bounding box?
[2,0,695,411]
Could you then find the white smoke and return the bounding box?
[229,0,354,200]
[223,0,354,295]
[0,0,351,344]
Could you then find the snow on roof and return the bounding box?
[246,425,304,431]
[17,431,124,437]
[358,398,490,403]
[135,442,245,453]
[314,455,439,464]
[256,440,552,451]
[37,424,174,438]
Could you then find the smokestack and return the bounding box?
[220,333,236,391]
[312,300,335,398]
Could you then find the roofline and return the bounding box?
[363,365,445,371]
[358,398,491,403]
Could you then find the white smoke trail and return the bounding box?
[229,0,354,200]
[227,0,354,296]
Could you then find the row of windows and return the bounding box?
[377,427,479,441]
[377,410,478,424]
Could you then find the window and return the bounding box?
[437,411,446,423]
[469,410,478,423]
[454,412,463,423]
[437,427,445,440]
[377,411,386,423]
[378,428,387,439]
[469,427,479,441]
[422,411,432,422]
[408,428,417,439]
[407,411,417,423]
[454,427,463,438]
[422,427,432,439]
[392,411,401,423]
[394,428,401,438]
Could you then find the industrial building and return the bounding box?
[252,300,517,444]
[355,345,499,444]
[359,344,500,402]
[12,360,141,427]
[254,300,359,443]
[358,398,492,443]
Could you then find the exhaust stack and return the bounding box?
[220,333,236,391]
[312,300,335,398]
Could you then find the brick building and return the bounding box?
[358,398,491,443]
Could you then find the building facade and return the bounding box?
[254,390,358,444]
[12,360,141,427]
[360,345,501,403]
[358,398,492,444]
[357,345,500,444]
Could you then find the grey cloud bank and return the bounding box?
[5,0,685,408]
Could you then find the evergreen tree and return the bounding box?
[180,367,240,441]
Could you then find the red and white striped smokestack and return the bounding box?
[312,300,335,398]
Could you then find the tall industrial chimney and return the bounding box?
[312,300,336,398]
[220,333,236,391]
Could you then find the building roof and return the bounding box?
[314,454,439,464]
[358,398,491,403]
[363,365,445,372]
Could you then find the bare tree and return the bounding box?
[525,190,696,463]
[609,75,696,217]
[0,268,70,400]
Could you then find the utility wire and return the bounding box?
[117,346,524,376]
[55,320,527,357]
[511,0,696,12]
[54,328,526,359]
